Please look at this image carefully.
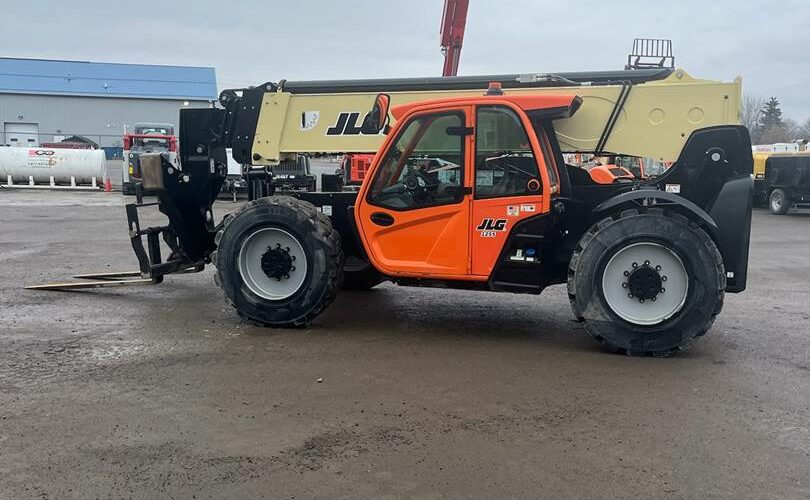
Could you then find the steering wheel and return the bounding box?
[403,168,437,200]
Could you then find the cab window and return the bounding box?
[475,106,541,199]
[368,112,465,210]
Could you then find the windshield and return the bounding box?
[642,158,669,177]
[134,126,174,135]
[131,137,170,153]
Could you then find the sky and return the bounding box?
[2,0,809,121]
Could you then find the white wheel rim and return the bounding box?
[771,191,783,211]
[601,242,688,326]
[238,227,308,301]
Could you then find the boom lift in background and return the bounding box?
[440,0,470,77]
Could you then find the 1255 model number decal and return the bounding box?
[476,218,507,237]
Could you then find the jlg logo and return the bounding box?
[326,112,380,136]
[477,218,507,237]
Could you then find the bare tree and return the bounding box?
[741,94,764,142]
[798,117,810,142]
[784,118,800,141]
[758,121,798,144]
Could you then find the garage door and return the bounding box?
[4,123,39,147]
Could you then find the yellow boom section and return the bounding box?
[251,70,740,164]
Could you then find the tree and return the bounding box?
[798,117,810,142]
[741,94,764,141]
[758,123,792,144]
[759,96,783,130]
[757,117,799,145]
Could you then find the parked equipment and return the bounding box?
[122,123,177,195]
[341,153,375,185]
[763,154,810,214]
[0,147,106,189]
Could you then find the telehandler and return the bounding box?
[31,63,754,356]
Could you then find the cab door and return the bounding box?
[470,104,553,277]
[356,107,474,278]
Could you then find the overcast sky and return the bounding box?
[3,0,809,121]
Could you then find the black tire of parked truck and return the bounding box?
[769,188,791,215]
[213,196,343,327]
[567,208,725,357]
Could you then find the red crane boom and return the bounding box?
[440,0,470,76]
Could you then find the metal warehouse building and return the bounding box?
[0,58,217,149]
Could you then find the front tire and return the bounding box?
[568,209,725,356]
[769,188,790,215]
[214,196,343,327]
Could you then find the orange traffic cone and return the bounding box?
[104,178,112,192]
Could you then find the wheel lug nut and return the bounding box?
[662,276,667,282]
[632,262,638,268]
[644,260,650,266]
[651,296,657,301]
[622,282,628,288]
[628,293,634,298]
[660,288,666,293]
[655,265,661,271]
[623,270,630,276]
[639,299,645,303]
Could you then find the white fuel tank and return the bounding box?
[0,147,107,185]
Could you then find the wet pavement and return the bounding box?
[1,190,809,499]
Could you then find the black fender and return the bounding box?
[593,189,717,229]
[592,178,752,293]
[706,175,753,292]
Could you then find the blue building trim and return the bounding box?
[0,58,217,100]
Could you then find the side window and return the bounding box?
[538,130,559,194]
[475,106,542,199]
[527,113,561,195]
[368,112,465,210]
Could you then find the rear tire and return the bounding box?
[769,188,790,215]
[214,196,343,327]
[568,209,725,356]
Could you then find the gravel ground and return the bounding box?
[0,190,808,499]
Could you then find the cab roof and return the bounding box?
[391,94,581,120]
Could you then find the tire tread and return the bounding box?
[568,208,725,356]
[213,196,343,327]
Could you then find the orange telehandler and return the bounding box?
[32,69,754,357]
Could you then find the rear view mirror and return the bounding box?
[361,93,390,134]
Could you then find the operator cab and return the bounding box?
[355,90,581,280]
